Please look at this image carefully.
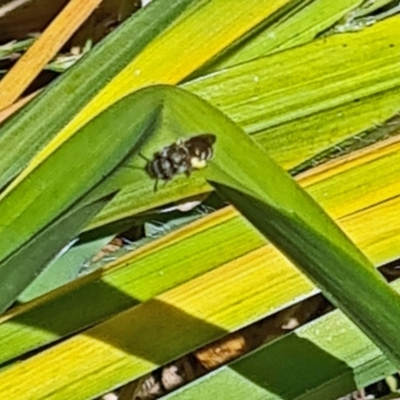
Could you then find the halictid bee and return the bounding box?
[143,134,216,191]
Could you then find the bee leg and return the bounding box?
[153,179,159,192]
[185,168,192,178]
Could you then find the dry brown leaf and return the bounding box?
[0,0,104,109]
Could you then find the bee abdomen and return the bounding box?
[195,146,213,161]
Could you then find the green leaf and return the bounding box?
[17,234,115,303]
[1,2,400,398]
[0,194,114,313]
[0,90,162,312]
[0,85,399,399]
[0,94,161,264]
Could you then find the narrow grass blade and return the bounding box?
[164,279,400,400]
[205,0,364,71]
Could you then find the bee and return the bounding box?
[142,134,216,191]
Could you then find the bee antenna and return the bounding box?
[123,165,143,172]
[138,152,150,162]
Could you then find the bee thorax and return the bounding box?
[147,158,176,180]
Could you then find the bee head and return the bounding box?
[145,161,157,178]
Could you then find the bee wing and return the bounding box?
[192,134,216,144]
